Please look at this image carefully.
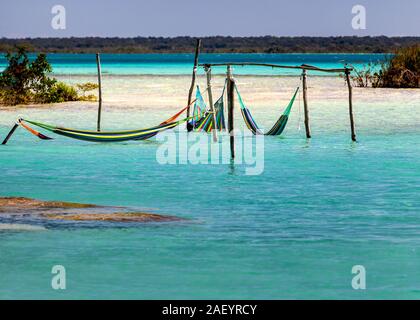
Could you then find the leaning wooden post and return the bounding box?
[226,65,235,159]
[1,123,19,145]
[186,39,201,131]
[345,68,356,142]
[96,53,103,132]
[204,65,218,142]
[301,69,311,138]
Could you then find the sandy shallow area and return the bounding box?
[0,74,419,137]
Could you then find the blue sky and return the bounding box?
[0,0,419,38]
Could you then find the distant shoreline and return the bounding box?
[1,36,419,54]
[0,52,394,55]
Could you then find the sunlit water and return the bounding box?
[0,57,419,299]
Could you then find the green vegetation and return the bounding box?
[0,36,419,53]
[0,47,98,106]
[350,45,420,88]
[349,62,384,88]
[378,45,420,88]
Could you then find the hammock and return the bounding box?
[187,85,207,131]
[188,84,226,132]
[235,84,299,136]
[18,105,189,143]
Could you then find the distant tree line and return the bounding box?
[0,36,419,53]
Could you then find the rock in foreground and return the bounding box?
[0,197,96,212]
[44,212,181,222]
[0,197,183,223]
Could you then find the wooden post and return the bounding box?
[186,39,201,131]
[1,123,19,145]
[96,53,103,132]
[226,65,235,159]
[204,66,218,142]
[302,69,311,138]
[345,68,356,142]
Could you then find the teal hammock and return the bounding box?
[188,84,226,132]
[235,84,299,136]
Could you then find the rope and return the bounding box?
[18,120,53,140]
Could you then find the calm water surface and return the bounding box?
[0,54,419,299]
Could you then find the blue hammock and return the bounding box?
[235,84,299,136]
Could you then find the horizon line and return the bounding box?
[2,35,420,40]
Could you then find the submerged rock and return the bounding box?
[0,197,183,223]
[0,197,97,212]
[43,212,181,222]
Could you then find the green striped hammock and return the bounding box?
[17,104,190,142]
[19,118,185,142]
[188,84,226,132]
[236,84,299,136]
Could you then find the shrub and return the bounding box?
[0,47,34,105]
[75,83,99,101]
[350,45,419,88]
[0,47,97,105]
[349,62,378,87]
[379,45,420,88]
[42,82,79,103]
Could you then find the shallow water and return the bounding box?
[0,72,419,299]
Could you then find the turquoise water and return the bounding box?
[0,53,388,75]
[1,129,419,299]
[0,53,419,299]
